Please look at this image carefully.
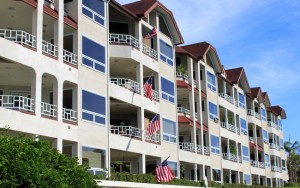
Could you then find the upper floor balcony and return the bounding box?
[268,120,278,130]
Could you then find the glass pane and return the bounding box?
[161,77,174,96]
[82,36,105,65]
[82,146,106,169]
[82,90,106,115]
[163,119,176,135]
[82,0,104,17]
[159,40,173,59]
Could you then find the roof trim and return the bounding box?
[110,0,139,20]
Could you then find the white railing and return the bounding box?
[271,166,282,172]
[282,167,287,171]
[251,160,258,167]
[176,72,189,80]
[238,156,242,163]
[203,146,210,155]
[110,78,141,93]
[220,122,236,133]
[179,142,195,152]
[222,153,238,162]
[0,29,36,48]
[109,33,140,49]
[259,162,265,169]
[62,108,77,122]
[254,112,261,120]
[0,95,34,112]
[63,50,77,65]
[143,90,159,101]
[196,145,203,154]
[219,93,234,104]
[177,107,190,115]
[142,43,158,59]
[144,131,160,143]
[41,102,57,118]
[270,143,280,150]
[249,136,255,142]
[268,121,277,129]
[234,99,238,107]
[42,40,58,57]
[110,125,143,139]
[236,127,240,135]
[247,109,254,116]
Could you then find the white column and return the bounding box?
[32,71,42,116]
[53,80,63,122]
[188,56,196,153]
[138,108,145,141]
[32,0,44,53]
[225,108,228,129]
[254,125,258,161]
[135,22,142,51]
[139,154,146,174]
[52,137,63,153]
[54,0,64,62]
[193,164,198,181]
[229,170,232,184]
[137,63,144,95]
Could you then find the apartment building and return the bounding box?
[0,0,288,186]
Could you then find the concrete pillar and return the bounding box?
[137,108,145,140]
[136,63,143,94]
[237,171,241,184]
[138,154,146,174]
[32,71,42,116]
[52,137,63,153]
[254,125,259,162]
[225,108,228,129]
[227,138,230,156]
[229,170,232,184]
[32,0,44,53]
[54,0,64,62]
[193,163,198,181]
[53,80,63,122]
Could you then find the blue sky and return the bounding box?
[117,0,300,142]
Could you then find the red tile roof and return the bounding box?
[175,46,198,60]
[181,42,211,60]
[178,115,193,125]
[123,0,184,44]
[176,80,192,90]
[262,92,271,107]
[270,106,287,119]
[111,0,139,20]
[250,87,262,99]
[225,67,250,93]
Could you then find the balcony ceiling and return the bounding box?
[110,98,138,115]
[110,58,138,80]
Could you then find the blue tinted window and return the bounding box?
[263,129,269,143]
[209,102,218,120]
[163,118,176,143]
[238,92,245,109]
[261,108,266,121]
[161,77,174,103]
[242,145,249,162]
[280,138,284,149]
[82,36,106,73]
[240,118,247,135]
[168,161,177,176]
[82,0,105,26]
[211,135,220,155]
[244,174,251,185]
[207,71,216,92]
[265,154,270,167]
[82,90,106,125]
[159,40,173,66]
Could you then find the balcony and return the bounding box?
[220,122,238,134]
[268,121,277,129]
[271,165,282,172]
[62,108,77,123]
[110,125,142,139]
[222,153,238,162]
[270,143,280,150]
[177,107,190,115]
[143,90,159,102]
[109,33,157,60]
[0,29,36,49]
[250,160,258,167]
[144,131,160,143]
[110,78,141,94]
[176,71,188,80]
[197,145,210,155]
[259,161,265,169]
[247,109,254,116]
[219,93,234,104]
[254,112,261,120]
[0,95,34,113]
[63,50,77,66]
[179,142,195,152]
[41,102,57,118]
[249,136,255,143]
[42,40,58,58]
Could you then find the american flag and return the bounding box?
[147,114,160,136]
[156,160,175,183]
[145,26,157,39]
[144,77,153,100]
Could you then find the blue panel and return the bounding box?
[160,40,173,59]
[95,116,106,124]
[82,36,105,65]
[209,102,218,116]
[211,135,220,148]
[82,90,106,115]
[161,77,174,95]
[82,7,93,18]
[163,118,176,135]
[82,0,104,17]
[242,145,249,156]
[82,112,93,121]
[95,15,105,25]
[240,118,247,129]
[82,57,93,67]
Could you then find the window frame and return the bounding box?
[208,101,218,121]
[167,160,177,176]
[158,14,173,39]
[242,145,249,162]
[243,174,251,185]
[81,89,107,126]
[278,118,282,131]
[212,168,221,182]
[159,39,174,67]
[265,153,270,167]
[160,76,175,103]
[240,118,248,135]
[210,134,220,155]
[207,71,216,92]
[162,117,177,144]
[82,35,107,74]
[263,129,269,143]
[238,92,245,109]
[81,144,107,170]
[82,0,106,27]
[261,107,266,121]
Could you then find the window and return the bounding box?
[242,145,249,162]
[160,40,173,66]
[261,108,266,121]
[265,154,270,167]
[278,119,282,131]
[168,161,177,176]
[243,174,251,185]
[238,92,245,109]
[161,77,175,103]
[201,100,205,112]
[240,118,247,135]
[210,135,220,155]
[207,71,216,92]
[82,0,105,26]
[82,146,106,170]
[208,102,218,121]
[163,118,176,143]
[158,15,172,38]
[212,169,221,182]
[263,129,269,143]
[280,138,284,149]
[82,90,106,125]
[82,36,106,73]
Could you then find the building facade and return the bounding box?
[0,0,288,186]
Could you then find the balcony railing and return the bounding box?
[0,29,36,48]
[142,43,158,59]
[41,102,57,118]
[144,131,160,143]
[177,107,190,115]
[42,40,58,57]
[219,93,234,104]
[179,142,195,152]
[259,161,265,169]
[110,78,141,94]
[268,121,277,129]
[109,33,140,49]
[254,112,261,120]
[62,108,77,122]
[220,122,236,134]
[250,160,258,167]
[63,50,77,65]
[176,72,189,80]
[270,143,280,150]
[0,95,34,112]
[222,153,238,162]
[247,109,254,116]
[203,146,210,155]
[110,125,142,139]
[238,156,242,163]
[143,90,159,101]
[271,166,282,172]
[249,136,255,142]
